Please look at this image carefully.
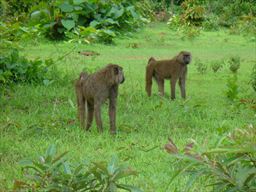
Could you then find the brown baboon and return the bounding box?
[75,64,125,134]
[145,51,191,99]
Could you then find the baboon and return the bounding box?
[145,51,191,99]
[75,64,125,134]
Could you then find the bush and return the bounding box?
[228,56,240,73]
[28,0,147,43]
[211,60,223,73]
[180,0,206,26]
[0,48,54,85]
[195,58,207,74]
[251,64,256,92]
[202,14,219,31]
[206,0,256,28]
[14,145,141,192]
[225,74,239,102]
[165,126,256,192]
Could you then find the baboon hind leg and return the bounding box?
[86,101,94,131]
[94,101,103,133]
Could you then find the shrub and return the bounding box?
[28,1,147,43]
[202,14,219,31]
[165,127,256,192]
[228,56,240,73]
[0,48,54,85]
[251,64,256,92]
[194,58,207,74]
[225,74,239,102]
[180,0,206,26]
[211,60,223,73]
[14,145,141,192]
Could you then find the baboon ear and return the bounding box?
[113,66,119,75]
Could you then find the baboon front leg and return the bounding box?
[94,102,103,133]
[157,78,165,97]
[109,97,117,135]
[179,77,186,99]
[171,78,178,100]
[86,101,94,131]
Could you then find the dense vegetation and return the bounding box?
[0,0,255,191]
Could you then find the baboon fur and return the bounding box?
[145,51,191,99]
[75,64,125,134]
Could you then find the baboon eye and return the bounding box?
[114,67,119,75]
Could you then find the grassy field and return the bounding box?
[0,22,255,191]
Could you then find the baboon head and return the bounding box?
[106,64,125,85]
[177,51,191,65]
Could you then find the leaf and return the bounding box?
[59,2,73,12]
[90,20,100,28]
[63,162,72,174]
[45,144,56,162]
[73,0,87,5]
[108,156,118,175]
[19,159,33,167]
[117,184,143,192]
[235,167,256,187]
[108,6,124,19]
[112,165,137,181]
[61,19,75,31]
[164,137,178,154]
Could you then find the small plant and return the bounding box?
[211,60,223,73]
[251,64,256,92]
[179,25,201,40]
[228,56,240,73]
[165,127,256,192]
[225,74,239,101]
[195,58,207,74]
[0,48,54,85]
[14,145,141,192]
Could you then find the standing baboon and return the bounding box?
[75,64,125,134]
[145,51,191,99]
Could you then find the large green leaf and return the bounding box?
[108,5,124,19]
[59,2,74,12]
[61,19,75,31]
[73,0,87,5]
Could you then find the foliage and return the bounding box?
[14,145,141,192]
[229,15,256,36]
[210,60,223,73]
[180,0,205,26]
[194,58,207,74]
[28,0,147,43]
[0,48,54,85]
[251,64,256,92]
[166,127,256,192]
[205,0,256,30]
[202,14,219,31]
[228,56,240,73]
[167,15,181,29]
[225,74,239,102]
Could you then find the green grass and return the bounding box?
[0,22,256,191]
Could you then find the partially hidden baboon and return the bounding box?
[145,51,191,99]
[75,64,125,134]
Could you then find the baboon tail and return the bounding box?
[75,72,88,129]
[79,72,88,81]
[145,63,154,97]
[148,57,156,65]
